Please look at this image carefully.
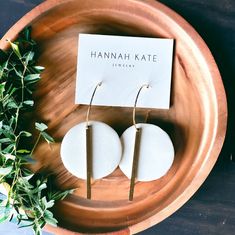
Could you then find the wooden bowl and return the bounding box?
[0,0,227,234]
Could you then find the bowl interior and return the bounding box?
[2,0,224,233]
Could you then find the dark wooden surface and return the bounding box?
[0,0,235,235]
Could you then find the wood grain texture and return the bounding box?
[0,0,228,234]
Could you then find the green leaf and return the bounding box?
[0,82,6,96]
[0,166,13,176]
[33,224,42,235]
[4,154,15,161]
[48,189,72,201]
[6,100,18,109]
[38,183,47,191]
[23,174,34,181]
[25,80,40,85]
[33,66,45,72]
[22,167,32,175]
[41,197,55,209]
[35,122,48,132]
[44,210,57,227]
[41,196,47,206]
[24,74,40,82]
[39,220,46,229]
[23,100,34,106]
[5,86,17,98]
[7,40,21,58]
[0,61,8,78]
[2,144,15,153]
[41,132,54,144]
[25,87,32,94]
[24,51,34,65]
[22,27,31,41]
[17,149,31,154]
[0,138,11,144]
[46,200,55,209]
[19,131,32,137]
[17,154,35,164]
[13,66,23,78]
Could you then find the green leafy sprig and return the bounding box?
[0,28,71,235]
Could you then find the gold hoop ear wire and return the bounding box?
[85,82,102,200]
[132,84,150,130]
[129,84,150,201]
[86,82,102,127]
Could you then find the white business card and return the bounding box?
[75,34,174,109]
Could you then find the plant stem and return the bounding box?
[7,161,21,204]
[13,58,27,133]
[31,133,41,156]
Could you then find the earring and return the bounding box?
[60,82,122,199]
[119,84,175,201]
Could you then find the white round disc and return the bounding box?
[119,123,174,181]
[60,121,122,180]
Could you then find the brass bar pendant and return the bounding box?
[129,127,141,201]
[86,125,92,199]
